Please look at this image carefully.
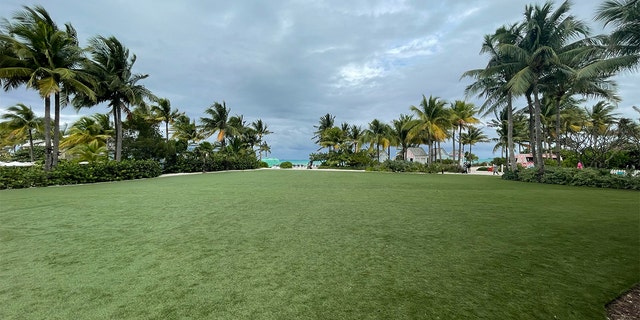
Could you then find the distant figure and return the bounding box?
[492,163,498,175]
[577,161,583,170]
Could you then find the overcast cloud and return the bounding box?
[1,1,637,159]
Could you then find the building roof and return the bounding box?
[407,147,427,157]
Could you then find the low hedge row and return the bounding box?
[0,160,162,190]
[502,167,640,190]
[162,153,260,173]
[367,160,464,173]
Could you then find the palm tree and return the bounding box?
[73,35,154,161]
[0,5,95,169]
[60,113,113,153]
[409,95,449,163]
[151,98,179,143]
[463,24,523,170]
[460,126,489,162]
[448,100,480,163]
[365,119,390,162]
[200,101,231,147]
[347,124,365,152]
[596,0,640,56]
[390,114,418,161]
[313,113,335,147]
[251,119,272,143]
[499,1,590,170]
[172,113,204,145]
[0,103,41,161]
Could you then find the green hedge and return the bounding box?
[501,167,640,190]
[0,160,162,190]
[279,161,293,169]
[162,153,260,173]
[367,160,464,173]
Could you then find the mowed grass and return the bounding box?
[0,170,638,319]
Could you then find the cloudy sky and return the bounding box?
[1,0,637,160]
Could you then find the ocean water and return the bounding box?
[261,158,310,167]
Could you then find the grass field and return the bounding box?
[0,170,638,319]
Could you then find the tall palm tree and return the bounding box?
[500,1,589,170]
[464,24,524,170]
[172,113,204,145]
[460,126,489,162]
[251,119,272,145]
[0,103,41,161]
[365,119,390,162]
[151,98,179,143]
[409,95,449,163]
[448,100,480,163]
[0,5,95,168]
[390,114,418,161]
[319,126,345,152]
[347,124,365,152]
[73,35,153,161]
[596,0,640,56]
[200,101,231,147]
[313,113,335,147]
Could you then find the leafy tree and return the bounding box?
[390,114,418,161]
[151,98,179,143]
[0,5,94,169]
[460,126,489,161]
[365,119,391,162]
[596,0,640,56]
[448,100,479,163]
[313,113,335,148]
[0,103,41,161]
[74,35,154,162]
[409,95,449,163]
[200,101,231,147]
[60,113,112,158]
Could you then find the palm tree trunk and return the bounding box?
[28,128,34,162]
[165,121,170,143]
[554,97,562,165]
[532,86,545,172]
[52,92,61,167]
[507,93,515,171]
[114,104,123,161]
[458,126,463,165]
[526,94,536,163]
[44,96,52,171]
[452,131,456,163]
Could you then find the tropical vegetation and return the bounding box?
[0,5,271,174]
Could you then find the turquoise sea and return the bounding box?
[262,158,310,167]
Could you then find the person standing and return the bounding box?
[577,161,583,170]
[492,163,498,175]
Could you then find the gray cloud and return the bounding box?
[1,0,637,159]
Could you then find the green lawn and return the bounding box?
[0,170,638,319]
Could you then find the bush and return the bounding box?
[279,161,293,169]
[259,161,269,168]
[501,166,640,190]
[0,160,162,190]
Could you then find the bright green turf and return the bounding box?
[0,170,638,319]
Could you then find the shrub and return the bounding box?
[279,161,293,169]
[0,160,162,190]
[259,161,269,168]
[502,166,640,190]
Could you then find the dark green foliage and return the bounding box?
[279,161,293,169]
[259,161,269,168]
[368,160,460,173]
[477,166,490,171]
[0,160,162,189]
[502,167,640,190]
[11,146,45,162]
[162,152,260,173]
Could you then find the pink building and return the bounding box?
[515,153,559,168]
